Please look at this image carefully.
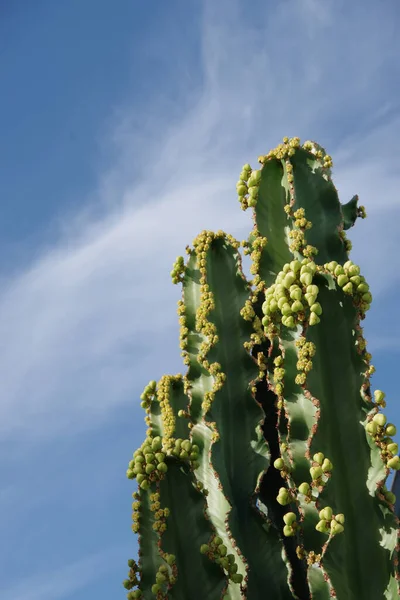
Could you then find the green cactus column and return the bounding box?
[123,137,399,600]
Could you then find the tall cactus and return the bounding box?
[123,137,399,599]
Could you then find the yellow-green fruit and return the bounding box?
[291,300,304,312]
[156,573,166,584]
[145,464,156,474]
[126,469,135,479]
[285,316,295,328]
[386,424,397,437]
[307,284,319,296]
[310,302,322,316]
[152,437,162,451]
[166,554,176,565]
[214,536,223,545]
[145,453,154,462]
[310,466,323,480]
[374,390,386,405]
[277,488,290,505]
[140,479,150,490]
[200,544,209,554]
[337,274,349,287]
[157,462,168,473]
[305,293,317,306]
[181,439,192,452]
[298,482,310,495]
[334,265,345,276]
[151,584,161,594]
[331,520,344,535]
[387,443,398,455]
[274,458,285,470]
[218,544,227,556]
[366,421,378,435]
[309,312,320,326]
[322,458,333,472]
[290,288,303,301]
[319,506,332,520]
[231,573,243,584]
[335,513,345,524]
[342,282,353,295]
[316,519,330,533]
[290,260,301,273]
[283,525,295,537]
[387,456,400,470]
[313,452,324,465]
[283,512,297,526]
[373,413,387,427]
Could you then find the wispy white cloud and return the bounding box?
[1,0,399,441]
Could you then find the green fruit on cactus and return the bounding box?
[274,458,285,470]
[386,424,397,437]
[283,524,295,537]
[387,456,400,470]
[373,413,387,427]
[316,519,330,533]
[298,482,310,495]
[283,512,297,525]
[319,506,333,521]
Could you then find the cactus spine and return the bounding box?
[123,138,399,599]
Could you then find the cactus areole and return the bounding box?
[123,138,399,599]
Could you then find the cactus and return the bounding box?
[123,138,399,599]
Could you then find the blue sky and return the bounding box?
[1,0,400,598]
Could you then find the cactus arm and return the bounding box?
[251,159,293,287]
[197,233,298,598]
[341,195,360,230]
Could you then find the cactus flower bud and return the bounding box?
[232,573,243,584]
[387,443,398,455]
[166,554,176,565]
[140,479,150,490]
[145,464,156,474]
[151,584,161,594]
[157,462,168,473]
[200,544,209,554]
